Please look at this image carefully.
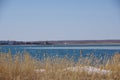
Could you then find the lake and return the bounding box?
[0,45,120,61]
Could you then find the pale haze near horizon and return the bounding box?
[0,0,120,41]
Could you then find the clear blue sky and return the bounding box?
[0,0,120,41]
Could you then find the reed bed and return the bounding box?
[0,52,120,80]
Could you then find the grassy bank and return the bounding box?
[0,52,120,80]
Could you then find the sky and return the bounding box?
[0,0,120,41]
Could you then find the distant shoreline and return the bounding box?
[1,40,120,45]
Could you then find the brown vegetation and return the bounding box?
[0,52,120,80]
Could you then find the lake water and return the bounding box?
[0,45,120,61]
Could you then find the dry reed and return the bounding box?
[0,52,120,80]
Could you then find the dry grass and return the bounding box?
[0,52,120,80]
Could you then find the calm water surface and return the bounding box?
[0,45,120,61]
